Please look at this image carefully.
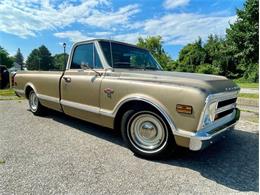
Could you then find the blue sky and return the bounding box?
[0,0,244,60]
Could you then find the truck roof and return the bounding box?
[75,39,149,51]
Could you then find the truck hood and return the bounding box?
[114,69,239,94]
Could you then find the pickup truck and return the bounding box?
[14,39,240,158]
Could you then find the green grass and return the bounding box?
[239,93,259,99]
[0,97,23,101]
[0,160,5,164]
[234,81,259,88]
[0,89,15,96]
[0,89,24,100]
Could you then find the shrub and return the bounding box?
[195,64,220,75]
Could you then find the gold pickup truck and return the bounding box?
[14,39,240,158]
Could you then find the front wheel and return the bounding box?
[29,90,46,115]
[121,108,176,158]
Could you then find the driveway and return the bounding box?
[0,100,258,194]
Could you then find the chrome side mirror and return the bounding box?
[80,62,89,70]
[80,62,102,77]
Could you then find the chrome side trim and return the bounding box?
[60,99,100,114]
[38,94,60,104]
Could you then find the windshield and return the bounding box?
[99,41,161,70]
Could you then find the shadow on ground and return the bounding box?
[35,110,259,192]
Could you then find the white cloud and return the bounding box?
[112,33,145,44]
[163,0,190,9]
[79,4,140,28]
[54,12,236,46]
[142,13,236,45]
[1,0,236,48]
[54,31,95,42]
[0,0,138,38]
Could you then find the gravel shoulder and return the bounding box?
[0,100,258,194]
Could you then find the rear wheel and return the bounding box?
[28,90,45,115]
[121,108,176,158]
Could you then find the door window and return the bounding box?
[71,43,103,69]
[71,43,94,69]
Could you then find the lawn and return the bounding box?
[235,81,259,88]
[0,88,15,96]
[239,93,259,99]
[0,88,24,100]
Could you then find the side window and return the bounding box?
[94,46,103,69]
[71,43,94,69]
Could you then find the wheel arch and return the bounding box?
[113,95,177,134]
[24,83,37,99]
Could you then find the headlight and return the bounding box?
[202,102,218,128]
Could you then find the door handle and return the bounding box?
[63,77,71,83]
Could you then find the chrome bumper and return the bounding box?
[189,108,240,151]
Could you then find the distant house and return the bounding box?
[8,62,27,72]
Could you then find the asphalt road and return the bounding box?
[0,100,258,194]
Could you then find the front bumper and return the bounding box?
[189,108,240,151]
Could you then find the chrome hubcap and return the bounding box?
[128,113,167,151]
[29,92,38,112]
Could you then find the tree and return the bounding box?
[203,35,238,77]
[26,49,40,70]
[0,46,14,68]
[26,45,54,70]
[53,53,69,70]
[196,64,220,75]
[14,48,24,70]
[38,45,54,70]
[226,0,259,81]
[137,36,171,69]
[178,37,206,72]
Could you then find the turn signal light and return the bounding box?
[176,104,193,114]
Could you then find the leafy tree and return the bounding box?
[14,48,24,70]
[226,0,259,81]
[38,45,54,70]
[203,35,238,77]
[164,60,179,71]
[178,37,206,72]
[204,35,223,65]
[196,64,220,75]
[0,46,14,68]
[53,53,69,71]
[26,45,54,70]
[137,36,171,69]
[26,49,41,70]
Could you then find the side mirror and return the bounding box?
[80,62,102,77]
[80,63,89,70]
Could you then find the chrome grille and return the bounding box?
[215,98,237,121]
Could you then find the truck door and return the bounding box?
[60,41,105,123]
